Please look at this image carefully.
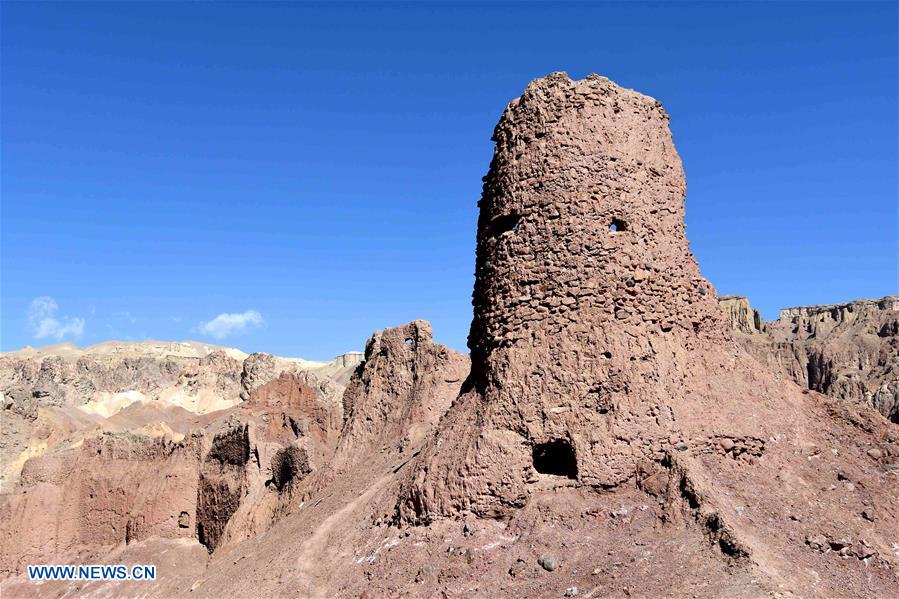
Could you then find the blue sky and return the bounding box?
[2,2,896,359]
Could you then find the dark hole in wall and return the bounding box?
[609,218,628,232]
[486,212,520,237]
[679,475,701,509]
[532,439,578,478]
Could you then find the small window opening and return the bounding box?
[404,338,413,346]
[487,212,520,237]
[609,218,628,232]
[532,439,578,479]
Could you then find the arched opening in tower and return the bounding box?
[532,439,578,478]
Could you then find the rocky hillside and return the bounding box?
[0,341,371,582]
[719,295,898,422]
[0,340,362,413]
[0,326,468,594]
[1,74,896,598]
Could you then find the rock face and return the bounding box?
[0,330,460,580]
[0,368,346,570]
[196,424,251,552]
[0,432,204,576]
[190,371,347,554]
[719,295,766,334]
[0,341,359,418]
[721,295,899,422]
[332,321,468,471]
[0,342,359,488]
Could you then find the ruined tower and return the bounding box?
[400,72,779,519]
[394,76,895,597]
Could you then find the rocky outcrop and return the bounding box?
[332,321,468,470]
[0,342,237,410]
[246,371,342,467]
[0,342,361,573]
[719,295,765,334]
[331,351,365,369]
[0,342,360,488]
[0,341,359,417]
[196,424,250,552]
[0,369,343,569]
[239,352,282,400]
[195,372,346,552]
[1,354,184,409]
[772,298,899,421]
[720,295,899,422]
[269,446,312,491]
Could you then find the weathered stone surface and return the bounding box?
[0,432,204,576]
[332,320,469,471]
[719,295,765,334]
[0,341,359,418]
[195,372,346,552]
[0,343,360,572]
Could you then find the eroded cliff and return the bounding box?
[720,295,899,422]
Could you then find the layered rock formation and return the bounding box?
[0,341,361,417]
[720,295,899,422]
[139,323,469,598]
[0,342,362,488]
[0,432,204,576]
[0,328,467,590]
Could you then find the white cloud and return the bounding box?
[196,309,264,339]
[27,296,85,341]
